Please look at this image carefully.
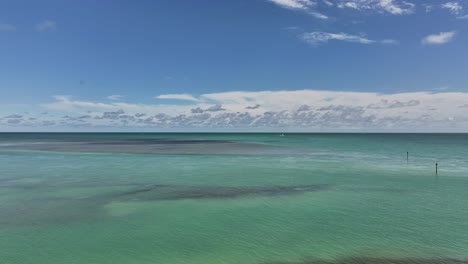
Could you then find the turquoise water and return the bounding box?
[1,133,468,264]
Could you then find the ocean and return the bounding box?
[1,133,468,264]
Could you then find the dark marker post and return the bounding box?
[407,152,409,162]
[436,163,438,175]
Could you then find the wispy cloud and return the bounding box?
[422,31,456,45]
[301,32,375,45]
[322,0,334,6]
[269,0,316,10]
[46,96,116,111]
[156,93,200,102]
[337,2,360,9]
[423,4,434,13]
[107,95,124,101]
[381,39,400,45]
[441,2,463,15]
[0,23,16,31]
[378,0,415,15]
[35,20,57,32]
[335,0,415,15]
[268,0,415,18]
[268,0,329,19]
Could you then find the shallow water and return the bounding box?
[1,133,468,264]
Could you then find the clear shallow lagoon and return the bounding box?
[1,133,468,264]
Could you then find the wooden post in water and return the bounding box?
[436,163,438,175]
[407,152,409,163]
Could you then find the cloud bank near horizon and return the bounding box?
[1,89,468,131]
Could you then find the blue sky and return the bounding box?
[1,0,468,131]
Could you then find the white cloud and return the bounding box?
[35,20,57,32]
[441,2,463,15]
[457,14,468,19]
[0,24,16,31]
[107,95,124,101]
[344,2,360,9]
[3,89,460,131]
[156,93,200,102]
[44,96,114,112]
[269,0,415,18]
[301,32,375,45]
[268,0,316,10]
[378,0,414,15]
[421,31,456,45]
[335,0,415,15]
[308,11,329,19]
[268,0,329,19]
